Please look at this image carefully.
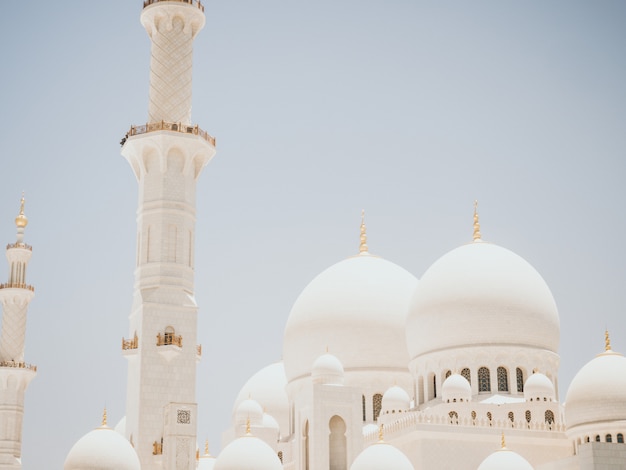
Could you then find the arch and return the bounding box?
[329,415,347,470]
[362,395,366,422]
[478,367,490,392]
[444,370,452,379]
[449,411,458,424]
[525,410,531,423]
[516,368,524,393]
[606,434,613,443]
[585,436,590,443]
[487,411,492,422]
[508,411,514,424]
[595,435,601,442]
[617,433,624,443]
[164,326,175,345]
[497,366,508,392]
[373,394,383,421]
[545,410,554,426]
[471,410,477,422]
[461,368,471,384]
[278,451,283,463]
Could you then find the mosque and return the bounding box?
[1,1,625,469]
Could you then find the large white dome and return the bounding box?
[284,254,418,382]
[407,242,559,360]
[350,441,414,470]
[477,447,534,470]
[64,424,140,470]
[565,347,626,431]
[214,434,282,470]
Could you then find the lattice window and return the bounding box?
[177,409,190,424]
[362,395,366,422]
[508,411,514,423]
[617,433,624,443]
[433,375,437,398]
[449,411,458,424]
[516,368,524,392]
[461,368,471,384]
[445,370,452,379]
[606,434,613,443]
[478,367,490,392]
[525,410,531,423]
[373,394,383,421]
[487,411,492,422]
[497,366,508,392]
[278,451,283,463]
[471,410,476,421]
[545,410,554,425]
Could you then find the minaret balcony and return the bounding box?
[156,333,182,362]
[6,243,32,251]
[143,0,204,12]
[121,121,215,147]
[0,282,34,292]
[0,360,37,372]
[122,334,139,356]
[196,344,202,363]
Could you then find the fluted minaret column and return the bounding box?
[0,197,37,470]
[121,1,215,469]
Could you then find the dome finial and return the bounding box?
[605,329,612,351]
[359,210,369,255]
[204,438,210,456]
[473,200,482,242]
[501,432,506,449]
[378,423,384,443]
[101,407,108,427]
[245,417,251,435]
[15,192,28,229]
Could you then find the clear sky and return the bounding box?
[1,1,625,468]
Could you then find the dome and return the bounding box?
[233,362,288,433]
[214,434,282,470]
[442,373,472,403]
[312,352,344,385]
[113,416,126,435]
[64,424,140,470]
[350,441,414,470]
[363,423,379,436]
[381,385,410,414]
[407,242,559,360]
[477,447,534,470]
[565,346,626,431]
[262,412,280,432]
[524,372,555,402]
[234,398,263,427]
[284,254,418,382]
[198,457,216,470]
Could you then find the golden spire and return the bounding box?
[472,200,482,242]
[15,193,28,229]
[101,407,108,427]
[605,329,612,351]
[245,417,251,435]
[501,432,506,449]
[378,423,384,442]
[204,439,210,456]
[359,210,369,255]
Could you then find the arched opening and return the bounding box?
[449,411,458,424]
[497,366,508,392]
[516,368,524,393]
[617,433,624,443]
[508,411,514,424]
[362,395,366,422]
[478,367,490,392]
[329,415,347,470]
[444,370,452,379]
[606,434,613,443]
[595,435,601,442]
[525,410,531,425]
[373,394,383,421]
[545,410,554,427]
[461,368,471,384]
[164,326,175,345]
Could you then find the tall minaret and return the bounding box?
[120,1,215,469]
[0,196,37,470]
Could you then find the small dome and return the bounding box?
[477,447,534,470]
[312,352,344,385]
[565,347,626,431]
[64,425,140,470]
[262,412,280,431]
[198,457,216,470]
[407,242,559,361]
[214,435,282,470]
[284,255,418,383]
[233,362,289,434]
[350,441,414,470]
[524,372,555,402]
[442,373,472,403]
[362,423,379,436]
[381,386,410,414]
[234,398,264,427]
[114,416,126,435]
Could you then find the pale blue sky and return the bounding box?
[1,1,625,468]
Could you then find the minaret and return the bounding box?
[0,196,37,470]
[120,1,215,469]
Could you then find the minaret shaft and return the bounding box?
[122,2,214,470]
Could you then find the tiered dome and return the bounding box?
[442,373,472,403]
[64,416,140,470]
[381,385,410,414]
[284,254,418,382]
[407,241,559,360]
[234,398,264,427]
[565,339,626,432]
[312,352,344,385]
[524,372,555,402]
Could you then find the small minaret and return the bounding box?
[121,1,215,469]
[0,196,37,470]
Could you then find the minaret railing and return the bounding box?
[0,282,34,291]
[0,360,37,372]
[156,332,183,347]
[7,243,32,251]
[122,121,216,147]
[143,0,204,12]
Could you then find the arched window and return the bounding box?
[461,368,471,384]
[433,374,437,398]
[164,326,175,345]
[362,395,366,422]
[445,370,452,379]
[487,412,492,422]
[471,410,476,421]
[278,451,283,463]
[585,436,590,443]
[373,394,383,421]
[525,410,531,423]
[516,368,524,393]
[595,435,601,442]
[478,367,490,392]
[497,367,508,392]
[508,411,514,423]
[449,411,458,424]
[329,416,347,470]
[617,433,624,443]
[606,434,613,443]
[545,410,554,425]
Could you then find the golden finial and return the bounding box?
[378,424,384,442]
[15,193,28,229]
[501,432,506,449]
[204,439,210,456]
[605,329,612,351]
[102,407,108,427]
[359,210,369,255]
[472,200,482,242]
[245,417,251,435]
